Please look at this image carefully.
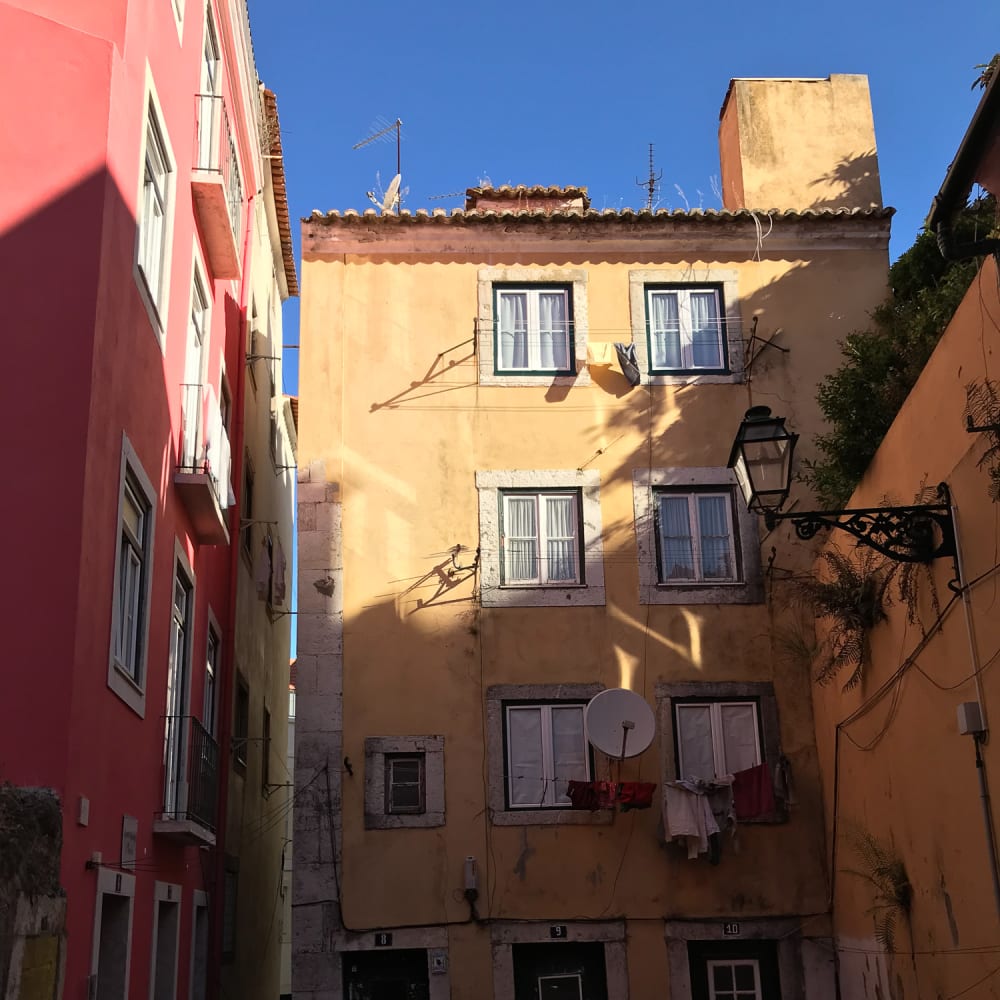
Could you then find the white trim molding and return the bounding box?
[632,467,763,605]
[477,267,590,386]
[476,470,605,607]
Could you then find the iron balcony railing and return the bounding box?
[194,92,244,242]
[178,383,232,509]
[161,715,219,832]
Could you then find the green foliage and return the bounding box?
[973,55,999,90]
[843,825,912,952]
[801,197,998,508]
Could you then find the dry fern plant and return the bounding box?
[965,378,1000,502]
[843,826,912,952]
[792,548,892,691]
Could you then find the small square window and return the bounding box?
[504,702,591,809]
[364,737,444,829]
[655,490,739,584]
[500,489,582,586]
[385,754,425,814]
[646,285,727,374]
[494,285,574,375]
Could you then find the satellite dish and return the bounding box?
[381,173,401,214]
[585,688,655,760]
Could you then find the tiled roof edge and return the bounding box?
[263,89,299,297]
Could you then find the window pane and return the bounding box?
[733,963,757,990]
[390,759,421,785]
[712,963,733,989]
[675,704,716,780]
[538,292,569,370]
[697,495,735,580]
[504,496,538,582]
[649,291,681,369]
[720,703,760,774]
[658,495,695,580]
[690,291,722,368]
[498,292,528,369]
[550,706,587,803]
[544,495,577,582]
[507,707,545,806]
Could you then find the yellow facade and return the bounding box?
[294,76,891,1000]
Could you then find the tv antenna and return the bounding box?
[354,118,403,211]
[585,688,655,760]
[635,143,662,210]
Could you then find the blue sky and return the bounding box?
[248,0,999,398]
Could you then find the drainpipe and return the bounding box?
[209,189,256,1000]
[933,219,1000,262]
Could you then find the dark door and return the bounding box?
[342,949,429,1000]
[688,940,781,1000]
[512,942,608,1000]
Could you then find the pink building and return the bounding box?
[0,2,296,998]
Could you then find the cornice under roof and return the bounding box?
[263,89,299,297]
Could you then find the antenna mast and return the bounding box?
[635,143,662,210]
[353,118,403,210]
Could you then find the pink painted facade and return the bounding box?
[0,2,293,998]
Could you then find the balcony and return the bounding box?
[154,716,219,846]
[191,93,242,279]
[174,383,232,545]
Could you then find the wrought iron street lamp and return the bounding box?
[727,406,958,567]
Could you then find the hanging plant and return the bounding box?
[843,826,912,952]
[791,548,893,690]
[965,378,1000,502]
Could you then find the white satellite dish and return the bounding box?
[585,688,655,760]
[381,173,401,214]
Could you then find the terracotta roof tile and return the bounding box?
[263,89,299,297]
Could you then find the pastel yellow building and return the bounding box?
[294,76,891,1000]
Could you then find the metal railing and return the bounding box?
[161,715,219,832]
[177,383,232,509]
[194,92,243,242]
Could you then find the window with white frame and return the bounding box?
[655,490,738,584]
[633,469,762,606]
[138,105,172,317]
[204,626,219,737]
[646,285,727,373]
[115,475,152,682]
[673,698,762,782]
[477,471,605,608]
[504,703,590,809]
[706,959,763,1000]
[501,490,581,586]
[495,286,573,374]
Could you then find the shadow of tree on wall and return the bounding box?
[808,151,881,211]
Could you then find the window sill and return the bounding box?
[482,584,606,608]
[479,371,591,388]
[108,661,146,718]
[365,811,445,830]
[641,581,763,605]
[492,808,613,827]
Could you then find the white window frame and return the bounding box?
[706,958,762,1000]
[655,490,739,584]
[109,435,157,717]
[477,267,590,386]
[486,684,609,827]
[170,0,185,42]
[633,468,762,606]
[134,74,176,345]
[203,614,220,737]
[504,703,591,809]
[477,470,605,608]
[500,490,581,586]
[674,700,762,781]
[628,269,743,386]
